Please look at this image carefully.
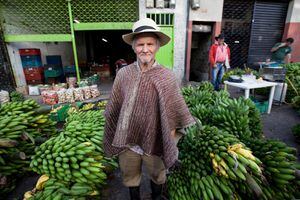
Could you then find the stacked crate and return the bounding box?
[44,55,63,84]
[20,48,44,85]
[63,65,76,77]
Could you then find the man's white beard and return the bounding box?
[139,57,152,65]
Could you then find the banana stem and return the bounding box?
[286,77,299,96]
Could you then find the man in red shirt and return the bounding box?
[209,34,231,90]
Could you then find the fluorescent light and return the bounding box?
[102,38,108,43]
[73,18,80,24]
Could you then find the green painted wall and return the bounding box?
[156,26,174,69]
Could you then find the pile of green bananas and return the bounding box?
[283,63,300,103]
[169,125,263,200]
[183,82,263,139]
[66,109,105,124]
[26,178,99,200]
[0,99,57,137]
[0,99,56,195]
[169,82,300,199]
[29,109,117,199]
[244,138,300,199]
[30,134,107,185]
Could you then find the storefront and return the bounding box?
[186,0,299,82]
[222,0,289,68]
[1,0,178,90]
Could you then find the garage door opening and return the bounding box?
[76,30,135,81]
[189,23,212,82]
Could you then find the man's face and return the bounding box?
[218,38,225,45]
[286,42,292,46]
[133,33,159,65]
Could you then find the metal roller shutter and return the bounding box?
[222,0,254,68]
[248,1,288,64]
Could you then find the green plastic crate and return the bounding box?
[250,96,268,114]
[44,69,62,78]
[255,101,268,114]
[49,104,71,122]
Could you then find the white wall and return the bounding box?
[6,42,74,87]
[189,0,224,22]
[139,0,188,81]
[286,0,300,23]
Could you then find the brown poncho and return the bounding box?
[103,62,195,168]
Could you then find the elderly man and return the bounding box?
[103,18,195,200]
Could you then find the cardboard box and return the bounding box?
[16,86,28,95]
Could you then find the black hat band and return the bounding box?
[134,26,156,33]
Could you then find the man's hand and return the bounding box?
[171,129,183,145]
[168,160,182,173]
[170,129,176,139]
[213,64,217,68]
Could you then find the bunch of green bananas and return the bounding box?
[182,83,263,139]
[64,111,118,171]
[243,138,300,199]
[0,99,56,195]
[66,109,105,124]
[167,171,194,200]
[29,108,117,199]
[64,121,104,152]
[211,98,252,139]
[0,99,57,137]
[80,103,95,111]
[27,178,99,200]
[96,100,108,109]
[283,63,300,102]
[30,134,107,185]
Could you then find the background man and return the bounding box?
[103,18,195,200]
[209,34,231,91]
[115,58,128,74]
[270,37,294,64]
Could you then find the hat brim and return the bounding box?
[122,31,171,46]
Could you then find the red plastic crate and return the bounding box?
[24,67,44,81]
[23,67,44,75]
[19,48,41,56]
[26,79,43,85]
[25,73,44,81]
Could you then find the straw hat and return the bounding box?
[122,18,171,46]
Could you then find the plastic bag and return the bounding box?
[90,85,100,98]
[74,88,85,101]
[57,89,67,103]
[65,88,75,103]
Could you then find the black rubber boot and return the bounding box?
[151,180,163,200]
[129,186,141,200]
